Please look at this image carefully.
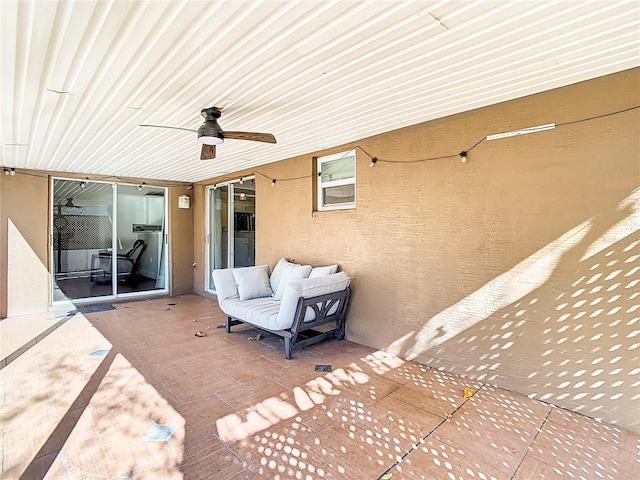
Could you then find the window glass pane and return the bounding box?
[320,154,355,183]
[323,184,355,206]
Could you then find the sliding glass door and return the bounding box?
[51,179,168,304]
[52,180,114,302]
[206,178,256,292]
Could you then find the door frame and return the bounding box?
[205,176,255,293]
[50,177,169,307]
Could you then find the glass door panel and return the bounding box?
[52,179,169,304]
[208,185,229,286]
[115,185,167,295]
[52,179,115,301]
[207,179,255,292]
[232,179,255,268]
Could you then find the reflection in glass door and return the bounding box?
[52,179,168,304]
[209,185,229,273]
[206,178,256,292]
[52,179,114,301]
[115,184,168,296]
[233,181,255,268]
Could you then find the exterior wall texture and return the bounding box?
[0,173,50,317]
[200,69,639,432]
[169,186,195,296]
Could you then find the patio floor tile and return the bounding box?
[528,418,637,480]
[1,294,637,479]
[388,437,511,480]
[388,366,481,418]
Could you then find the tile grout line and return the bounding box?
[376,382,486,480]
[59,449,72,480]
[509,406,553,479]
[211,431,260,476]
[0,315,74,370]
[545,403,638,453]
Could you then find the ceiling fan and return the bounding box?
[140,107,276,160]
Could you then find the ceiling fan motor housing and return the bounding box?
[198,107,224,144]
[201,107,222,119]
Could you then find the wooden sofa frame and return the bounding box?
[225,287,352,359]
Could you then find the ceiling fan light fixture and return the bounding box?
[198,120,224,145]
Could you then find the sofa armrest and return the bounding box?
[276,272,350,328]
[293,287,351,331]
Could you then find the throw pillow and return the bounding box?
[309,264,338,278]
[232,264,269,285]
[237,268,273,301]
[269,258,295,293]
[273,264,312,301]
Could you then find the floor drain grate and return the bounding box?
[88,349,109,357]
[143,424,177,442]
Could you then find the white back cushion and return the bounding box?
[269,258,294,293]
[274,264,312,301]
[309,265,338,278]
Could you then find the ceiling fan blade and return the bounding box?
[223,131,277,143]
[139,124,197,133]
[201,144,216,160]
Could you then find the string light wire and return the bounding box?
[4,105,637,185]
[361,105,637,166]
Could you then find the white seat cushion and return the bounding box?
[219,296,282,330]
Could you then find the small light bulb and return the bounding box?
[271,179,276,187]
[369,157,377,168]
[10,168,16,176]
[459,152,467,163]
[3,169,9,176]
[239,177,244,185]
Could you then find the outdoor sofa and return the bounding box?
[212,258,352,359]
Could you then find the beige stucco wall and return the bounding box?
[0,174,195,318]
[0,173,50,317]
[198,68,640,432]
[168,186,195,296]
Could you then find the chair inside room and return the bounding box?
[90,239,147,283]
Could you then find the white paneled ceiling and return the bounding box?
[1,0,639,183]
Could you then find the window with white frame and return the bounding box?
[317,149,356,211]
